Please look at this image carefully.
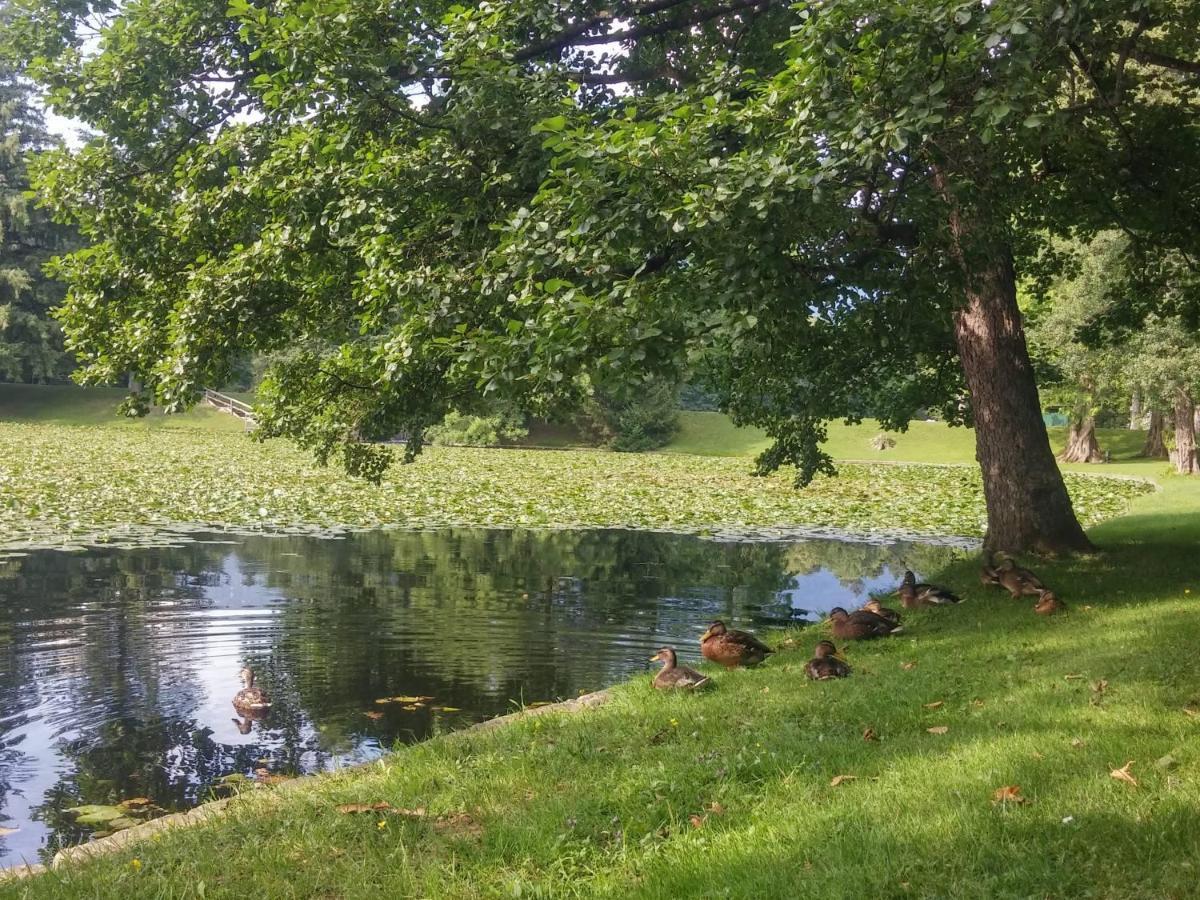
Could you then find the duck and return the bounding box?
[898,569,962,609]
[980,553,1049,599]
[862,597,902,625]
[650,648,712,690]
[699,620,773,669]
[233,667,272,713]
[1033,590,1065,615]
[828,606,903,640]
[804,641,852,680]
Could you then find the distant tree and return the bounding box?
[0,63,73,383]
[1125,316,1200,474]
[1026,234,1129,463]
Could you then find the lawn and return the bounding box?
[0,384,245,431]
[2,387,1194,898]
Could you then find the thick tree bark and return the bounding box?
[934,172,1093,553]
[1174,391,1199,474]
[1141,409,1168,458]
[1058,414,1105,463]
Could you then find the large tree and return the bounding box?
[0,61,73,382]
[11,0,1200,550]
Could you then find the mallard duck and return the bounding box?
[981,553,1049,599]
[233,667,271,712]
[1033,590,1065,615]
[650,648,712,690]
[805,641,852,680]
[898,570,962,609]
[828,606,903,640]
[699,620,773,669]
[862,597,902,624]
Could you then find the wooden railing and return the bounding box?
[202,389,256,424]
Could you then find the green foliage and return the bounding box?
[0,61,75,383]
[426,406,529,448]
[575,378,680,452]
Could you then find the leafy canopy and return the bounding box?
[11,0,1200,478]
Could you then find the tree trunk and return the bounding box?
[934,173,1092,553]
[1129,392,1142,429]
[1057,414,1105,463]
[1141,410,1168,458]
[1174,391,1199,474]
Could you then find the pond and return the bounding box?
[0,528,961,867]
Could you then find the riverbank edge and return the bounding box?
[0,689,614,882]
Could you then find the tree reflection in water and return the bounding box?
[0,528,957,864]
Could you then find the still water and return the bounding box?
[0,528,957,866]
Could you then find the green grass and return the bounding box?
[3,388,1195,898]
[0,384,245,431]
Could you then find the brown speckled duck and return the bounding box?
[699,621,773,669]
[1033,591,1065,615]
[805,641,852,680]
[650,648,712,690]
[981,553,1050,599]
[862,597,902,625]
[233,667,271,713]
[828,606,904,640]
[898,570,962,609]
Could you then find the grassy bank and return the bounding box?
[6,473,1198,898]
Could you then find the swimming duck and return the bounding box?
[233,667,271,712]
[980,553,1049,599]
[862,597,902,625]
[1033,591,1065,615]
[898,570,962,608]
[805,641,852,680]
[828,606,904,640]
[699,621,773,669]
[650,648,712,690]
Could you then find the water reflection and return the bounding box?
[0,528,957,866]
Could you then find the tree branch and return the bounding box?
[1130,45,1200,76]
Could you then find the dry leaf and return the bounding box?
[971,699,986,708]
[829,775,857,787]
[364,711,384,720]
[1070,738,1085,749]
[705,801,725,815]
[0,826,17,837]
[336,802,394,814]
[434,706,462,712]
[991,785,1027,805]
[901,661,917,671]
[688,814,705,829]
[1110,761,1138,787]
[862,727,878,742]
[926,726,949,735]
[1090,680,1109,695]
[1182,707,1198,719]
[1063,674,1085,681]
[924,700,945,709]
[433,812,482,839]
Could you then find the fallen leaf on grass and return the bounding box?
[1183,707,1199,719]
[1110,761,1138,787]
[1071,738,1085,749]
[705,801,725,815]
[901,661,917,671]
[1063,674,1085,681]
[1090,680,1108,694]
[923,700,945,709]
[337,802,395,814]
[926,726,949,735]
[991,785,1027,805]
[862,727,878,742]
[830,775,857,787]
[433,812,483,839]
[689,814,706,829]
